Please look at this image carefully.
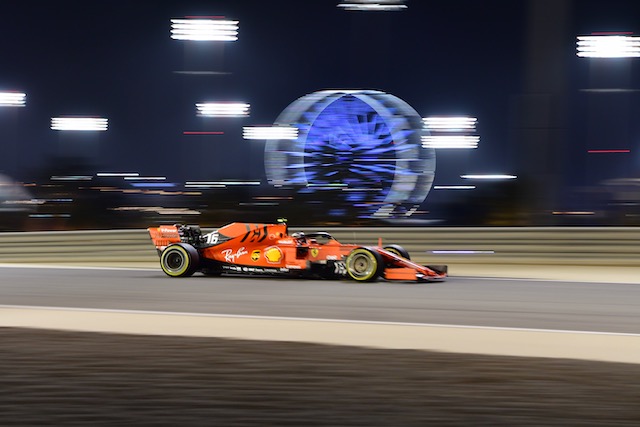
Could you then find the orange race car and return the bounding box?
[148,219,447,282]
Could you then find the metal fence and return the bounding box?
[1,227,639,267]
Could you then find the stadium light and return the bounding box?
[124,176,167,181]
[185,180,260,188]
[196,102,249,117]
[422,136,479,149]
[337,1,407,11]
[0,91,26,107]
[243,126,298,140]
[96,172,140,177]
[461,174,517,180]
[171,18,239,41]
[51,117,108,131]
[423,116,477,131]
[433,185,476,190]
[577,34,640,58]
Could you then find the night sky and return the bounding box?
[2,0,640,194]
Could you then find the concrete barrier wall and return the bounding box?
[1,227,639,267]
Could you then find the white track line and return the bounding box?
[3,304,640,363]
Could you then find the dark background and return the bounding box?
[1,0,640,228]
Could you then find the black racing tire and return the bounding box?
[383,244,410,260]
[345,248,383,282]
[160,243,199,277]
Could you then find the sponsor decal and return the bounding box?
[204,231,219,245]
[251,250,261,261]
[221,247,248,263]
[222,264,282,274]
[241,224,268,243]
[277,239,294,245]
[311,248,319,258]
[264,246,283,263]
[285,264,303,269]
[326,255,338,260]
[159,226,179,236]
[333,261,347,276]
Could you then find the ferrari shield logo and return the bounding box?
[311,248,319,258]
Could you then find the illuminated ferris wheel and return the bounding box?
[264,90,435,218]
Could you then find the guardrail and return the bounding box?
[0,227,640,267]
[1,227,639,267]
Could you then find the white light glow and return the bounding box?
[196,102,249,117]
[422,136,479,149]
[433,185,476,190]
[577,35,640,58]
[0,91,26,107]
[423,116,477,131]
[124,176,166,181]
[461,174,517,180]
[171,18,239,41]
[50,175,92,181]
[51,117,108,131]
[243,126,298,140]
[97,172,140,177]
[337,2,407,11]
[185,180,260,188]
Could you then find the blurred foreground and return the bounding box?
[2,327,639,426]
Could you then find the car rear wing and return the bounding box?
[148,225,181,252]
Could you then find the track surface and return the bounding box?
[1,265,639,334]
[3,265,640,425]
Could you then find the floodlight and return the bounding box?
[337,1,407,11]
[577,35,640,58]
[0,91,26,107]
[423,116,477,131]
[185,180,260,188]
[243,126,298,140]
[96,172,140,177]
[196,102,249,117]
[421,136,479,149]
[51,117,108,131]
[171,18,239,41]
[124,176,167,181]
[433,185,476,190]
[461,174,517,180]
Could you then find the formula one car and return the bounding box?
[148,219,447,282]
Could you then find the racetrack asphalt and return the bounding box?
[2,262,640,425]
[5,261,640,283]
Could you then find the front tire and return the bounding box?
[345,248,383,282]
[160,243,199,277]
[383,244,410,260]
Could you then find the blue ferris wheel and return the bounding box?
[265,90,435,218]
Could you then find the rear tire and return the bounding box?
[345,248,383,282]
[160,243,199,277]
